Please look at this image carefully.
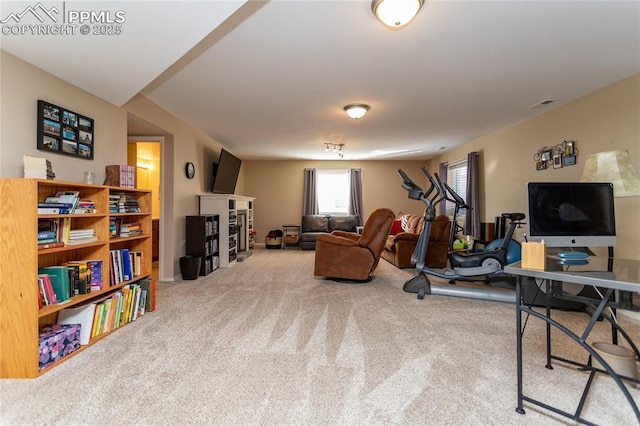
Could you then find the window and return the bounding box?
[317,169,350,214]
[445,159,468,217]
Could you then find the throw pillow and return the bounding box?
[389,219,403,235]
[401,215,411,232]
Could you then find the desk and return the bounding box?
[505,257,640,424]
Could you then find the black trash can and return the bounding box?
[180,255,201,280]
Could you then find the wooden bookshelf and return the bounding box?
[0,179,152,378]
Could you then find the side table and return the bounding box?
[282,224,301,250]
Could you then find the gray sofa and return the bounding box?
[300,214,360,250]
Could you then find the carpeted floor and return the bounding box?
[1,248,638,425]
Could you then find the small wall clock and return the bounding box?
[185,162,195,179]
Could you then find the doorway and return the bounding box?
[127,139,161,279]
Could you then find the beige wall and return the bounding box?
[426,73,640,259]
[244,160,429,238]
[2,47,639,278]
[246,75,639,259]
[0,51,233,280]
[0,52,127,181]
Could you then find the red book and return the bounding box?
[38,241,65,250]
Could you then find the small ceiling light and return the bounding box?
[324,142,345,158]
[371,0,424,29]
[344,104,370,119]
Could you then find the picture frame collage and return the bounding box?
[533,140,577,171]
[37,100,94,160]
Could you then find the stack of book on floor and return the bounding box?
[24,154,55,179]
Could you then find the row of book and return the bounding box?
[38,260,103,307]
[38,218,97,248]
[109,192,141,213]
[38,190,80,214]
[109,218,142,238]
[56,279,155,345]
[110,248,144,285]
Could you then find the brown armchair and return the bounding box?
[381,214,451,269]
[314,208,396,281]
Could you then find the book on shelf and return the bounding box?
[120,248,131,281]
[139,289,147,317]
[104,165,135,188]
[43,192,80,213]
[38,266,70,302]
[59,218,71,244]
[38,274,57,306]
[64,261,91,295]
[37,207,65,214]
[85,260,103,291]
[109,217,122,238]
[120,222,142,237]
[73,199,97,214]
[38,241,65,249]
[38,230,57,240]
[66,228,97,245]
[139,279,155,312]
[69,228,95,237]
[57,302,97,345]
[91,303,104,338]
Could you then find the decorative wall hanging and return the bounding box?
[37,100,94,160]
[534,140,577,171]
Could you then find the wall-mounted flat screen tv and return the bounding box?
[526,182,616,248]
[210,148,242,194]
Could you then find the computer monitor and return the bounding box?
[526,182,616,248]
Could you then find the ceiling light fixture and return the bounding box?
[371,0,424,29]
[324,143,345,158]
[344,104,370,119]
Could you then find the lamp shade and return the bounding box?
[344,104,370,119]
[371,0,424,29]
[581,150,640,197]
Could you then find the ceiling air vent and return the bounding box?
[529,99,555,109]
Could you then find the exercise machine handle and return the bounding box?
[397,169,424,200]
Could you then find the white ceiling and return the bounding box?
[2,1,639,161]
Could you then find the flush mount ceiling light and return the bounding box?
[344,104,370,119]
[324,143,345,158]
[371,0,424,29]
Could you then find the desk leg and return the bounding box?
[545,279,553,370]
[516,276,526,415]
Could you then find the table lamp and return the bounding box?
[581,150,640,197]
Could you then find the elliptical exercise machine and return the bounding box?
[398,167,525,302]
[433,171,523,273]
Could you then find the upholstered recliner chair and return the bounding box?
[314,208,396,281]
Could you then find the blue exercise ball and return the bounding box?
[484,239,522,264]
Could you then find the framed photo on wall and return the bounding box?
[37,100,94,160]
[553,153,563,169]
